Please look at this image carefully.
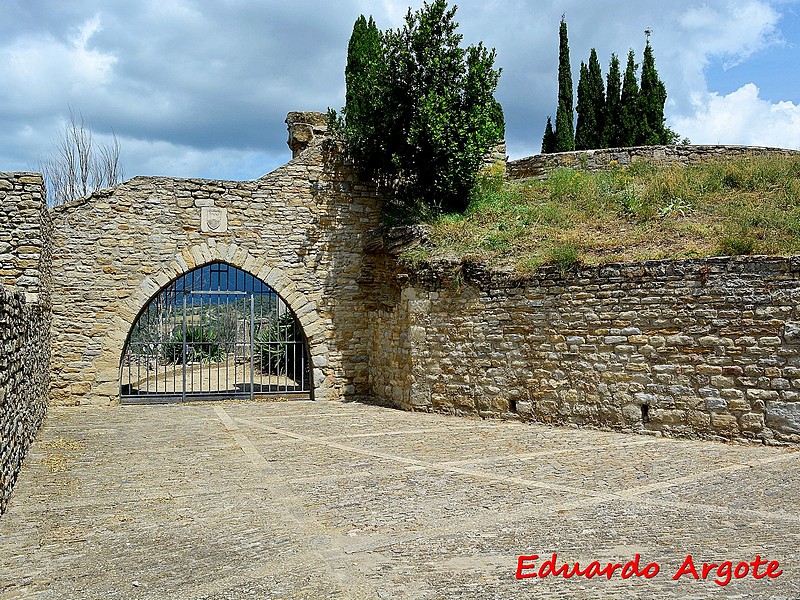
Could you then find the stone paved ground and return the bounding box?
[1,401,799,600]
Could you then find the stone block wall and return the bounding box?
[0,172,51,514]
[369,255,800,444]
[49,128,383,406]
[1,173,51,302]
[507,145,800,180]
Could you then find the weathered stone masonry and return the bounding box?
[49,116,382,406]
[369,255,800,443]
[0,173,51,514]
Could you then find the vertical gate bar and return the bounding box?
[283,301,288,392]
[198,293,202,394]
[146,304,152,395]
[259,292,264,393]
[270,295,275,390]
[189,292,196,392]
[223,296,228,395]
[172,301,177,395]
[281,302,286,392]
[190,293,194,397]
[182,294,187,403]
[130,343,134,396]
[234,297,239,396]
[202,295,206,395]
[250,294,255,401]
[217,296,221,396]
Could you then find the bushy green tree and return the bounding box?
[619,49,640,147]
[602,53,622,147]
[639,37,668,144]
[554,16,575,151]
[332,1,504,217]
[542,116,556,153]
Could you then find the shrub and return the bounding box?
[255,314,305,378]
[547,243,580,275]
[163,325,224,364]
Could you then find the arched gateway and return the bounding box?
[46,113,383,406]
[120,262,310,403]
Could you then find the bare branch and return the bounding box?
[39,108,125,207]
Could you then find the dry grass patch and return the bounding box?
[404,155,800,272]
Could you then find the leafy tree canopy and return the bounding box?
[331,1,504,219]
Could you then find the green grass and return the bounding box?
[402,155,800,273]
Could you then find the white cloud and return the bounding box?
[678,1,781,68]
[1,15,116,105]
[119,136,286,181]
[674,83,800,148]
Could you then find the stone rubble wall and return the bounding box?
[369,255,800,444]
[0,172,51,514]
[507,145,800,180]
[0,173,51,303]
[49,129,382,406]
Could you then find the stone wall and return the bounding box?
[49,119,383,406]
[0,172,51,514]
[1,173,51,302]
[507,145,800,180]
[368,255,800,444]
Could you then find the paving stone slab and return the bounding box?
[1,401,799,599]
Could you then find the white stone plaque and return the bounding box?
[201,207,227,233]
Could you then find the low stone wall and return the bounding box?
[369,255,800,444]
[507,145,800,180]
[0,172,51,514]
[0,286,50,514]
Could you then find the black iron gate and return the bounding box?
[120,262,310,403]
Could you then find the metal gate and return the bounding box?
[120,262,310,403]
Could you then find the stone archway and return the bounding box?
[46,120,384,407]
[119,260,313,402]
[75,242,335,405]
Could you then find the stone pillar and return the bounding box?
[286,111,329,158]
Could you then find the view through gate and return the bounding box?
[120,262,310,403]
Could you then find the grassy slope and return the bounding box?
[403,155,800,273]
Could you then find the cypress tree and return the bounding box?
[619,49,640,147]
[639,34,668,145]
[574,62,591,150]
[554,15,574,152]
[542,116,556,153]
[587,49,606,147]
[576,49,607,150]
[602,53,622,147]
[342,15,385,179]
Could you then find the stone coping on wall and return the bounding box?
[507,144,800,180]
[406,253,800,290]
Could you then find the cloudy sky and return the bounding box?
[2,0,800,182]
